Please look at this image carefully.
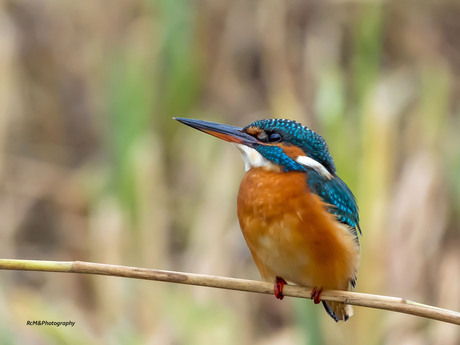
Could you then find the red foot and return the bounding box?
[274,277,287,300]
[311,287,323,304]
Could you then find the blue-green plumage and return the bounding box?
[307,170,361,240]
[247,119,336,174]
[255,145,307,172]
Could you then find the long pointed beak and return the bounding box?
[174,117,259,146]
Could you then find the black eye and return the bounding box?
[268,132,282,142]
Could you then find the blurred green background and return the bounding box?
[1,0,459,344]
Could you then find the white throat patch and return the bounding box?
[233,144,279,172]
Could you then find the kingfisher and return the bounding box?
[174,117,361,322]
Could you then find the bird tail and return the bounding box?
[322,301,353,322]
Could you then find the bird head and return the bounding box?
[174,117,335,179]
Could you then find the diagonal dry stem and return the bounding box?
[0,259,459,325]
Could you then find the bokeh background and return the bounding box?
[0,0,459,344]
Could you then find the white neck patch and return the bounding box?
[295,155,333,179]
[233,144,279,172]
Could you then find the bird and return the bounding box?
[174,117,361,322]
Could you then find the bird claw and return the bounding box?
[311,287,323,304]
[274,277,287,300]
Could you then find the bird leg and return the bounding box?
[311,287,323,304]
[274,277,287,300]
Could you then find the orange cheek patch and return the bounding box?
[274,143,305,160]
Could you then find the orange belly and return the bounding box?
[237,168,359,290]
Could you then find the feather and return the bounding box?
[307,171,362,242]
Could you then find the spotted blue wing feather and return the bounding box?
[306,170,361,242]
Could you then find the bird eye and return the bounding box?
[255,130,282,143]
[268,132,282,142]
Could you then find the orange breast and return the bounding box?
[237,168,359,290]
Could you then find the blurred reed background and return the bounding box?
[0,0,459,344]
